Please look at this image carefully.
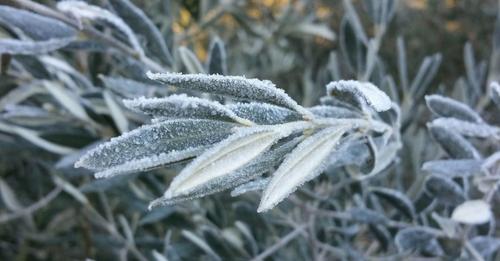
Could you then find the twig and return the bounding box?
[0,186,62,223]
[250,224,307,261]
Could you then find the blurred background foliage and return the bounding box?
[0,0,499,260]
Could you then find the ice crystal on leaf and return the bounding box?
[76,73,399,212]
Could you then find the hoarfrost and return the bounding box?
[326,80,392,112]
[146,72,312,116]
[258,126,348,212]
[124,94,253,125]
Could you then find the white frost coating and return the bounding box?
[326,80,391,112]
[75,119,233,170]
[166,121,310,197]
[451,200,492,225]
[425,95,483,123]
[491,81,500,100]
[57,1,144,57]
[258,126,348,212]
[227,102,302,125]
[430,118,499,138]
[146,72,312,117]
[123,94,254,125]
[94,147,204,178]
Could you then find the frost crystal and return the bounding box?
[146,72,311,116]
[326,80,392,112]
[124,94,253,125]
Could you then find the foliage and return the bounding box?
[0,0,499,260]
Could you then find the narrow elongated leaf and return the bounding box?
[369,187,415,220]
[108,0,173,65]
[424,176,465,206]
[258,126,348,212]
[0,6,76,40]
[451,200,492,225]
[0,178,22,211]
[181,230,222,261]
[207,37,227,75]
[308,105,360,119]
[149,137,302,208]
[430,118,499,138]
[339,16,367,74]
[165,122,309,197]
[75,119,235,177]
[326,80,391,112]
[100,76,159,98]
[227,102,302,125]
[43,81,91,122]
[0,122,75,155]
[425,95,483,123]
[178,47,205,74]
[422,159,483,178]
[0,38,75,55]
[124,95,253,125]
[146,72,311,116]
[104,90,129,133]
[410,54,442,99]
[428,124,481,159]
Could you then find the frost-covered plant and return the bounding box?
[76,73,400,212]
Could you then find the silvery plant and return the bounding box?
[2,0,500,259]
[75,73,401,212]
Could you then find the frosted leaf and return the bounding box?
[146,72,311,116]
[428,124,481,159]
[123,95,253,125]
[227,102,302,125]
[308,105,360,119]
[0,38,75,55]
[178,47,205,74]
[422,159,483,178]
[424,175,465,206]
[108,0,172,65]
[0,6,76,40]
[425,95,483,123]
[207,36,227,75]
[369,187,416,220]
[165,121,310,197]
[57,0,144,57]
[451,200,492,225]
[100,76,160,98]
[326,80,392,112]
[395,227,443,256]
[93,148,203,178]
[75,119,234,171]
[230,178,270,197]
[430,118,499,138]
[258,126,348,212]
[149,136,303,209]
